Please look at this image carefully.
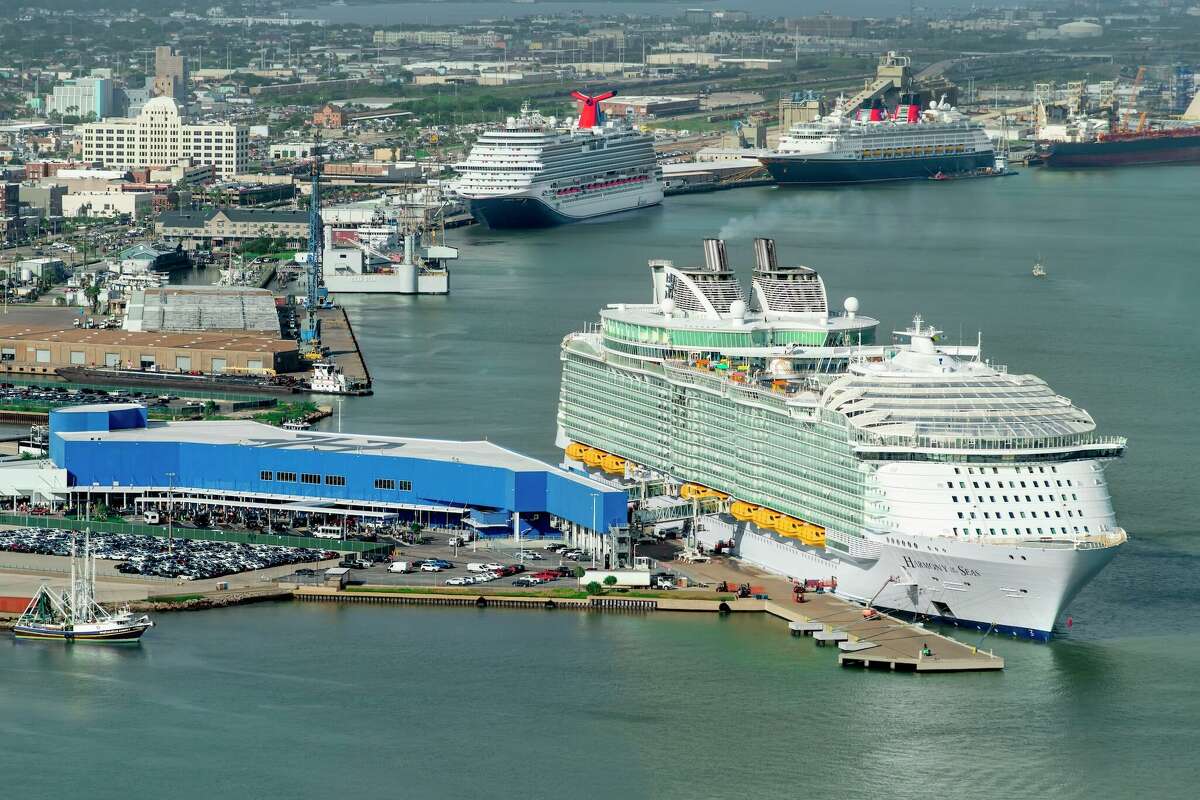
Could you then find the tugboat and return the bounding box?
[14,532,154,643]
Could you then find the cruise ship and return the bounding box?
[557,239,1127,640]
[451,91,663,228]
[761,95,995,184]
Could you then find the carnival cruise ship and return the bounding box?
[451,91,663,228]
[761,95,995,184]
[557,239,1127,640]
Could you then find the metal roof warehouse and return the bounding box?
[44,404,627,539]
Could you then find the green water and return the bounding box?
[4,168,1199,798]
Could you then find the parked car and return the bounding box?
[387,562,412,574]
[483,562,504,572]
[511,578,538,587]
[467,562,489,573]
[420,563,442,572]
[445,577,468,586]
[516,550,544,560]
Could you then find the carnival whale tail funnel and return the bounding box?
[571,90,617,128]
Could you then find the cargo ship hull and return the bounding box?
[1045,132,1200,168]
[761,151,994,184]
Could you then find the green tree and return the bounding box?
[603,575,618,588]
[585,581,603,595]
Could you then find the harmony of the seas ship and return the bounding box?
[760,95,995,184]
[451,91,663,228]
[557,239,1127,640]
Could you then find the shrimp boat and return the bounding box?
[1032,259,1047,278]
[13,531,154,643]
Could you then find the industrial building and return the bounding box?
[122,286,281,334]
[16,404,630,560]
[0,325,299,376]
[599,95,701,119]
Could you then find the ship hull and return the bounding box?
[729,525,1120,641]
[1044,135,1200,168]
[465,184,663,229]
[13,621,153,643]
[761,150,994,184]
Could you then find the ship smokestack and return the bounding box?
[702,238,728,272]
[868,97,885,122]
[753,238,777,272]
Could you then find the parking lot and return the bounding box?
[272,531,594,590]
[350,534,587,590]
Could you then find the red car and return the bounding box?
[534,570,559,582]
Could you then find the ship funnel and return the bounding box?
[648,258,671,304]
[752,238,778,272]
[571,90,616,129]
[702,238,728,272]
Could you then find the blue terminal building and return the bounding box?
[41,404,629,563]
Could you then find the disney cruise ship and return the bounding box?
[452,91,663,228]
[557,239,1127,639]
[761,95,995,184]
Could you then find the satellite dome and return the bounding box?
[660,298,676,315]
[843,296,860,314]
[729,299,747,319]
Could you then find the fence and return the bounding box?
[0,514,388,554]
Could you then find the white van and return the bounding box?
[143,510,161,525]
[312,525,343,540]
[387,562,411,574]
[466,562,489,573]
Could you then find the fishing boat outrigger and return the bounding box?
[13,531,154,643]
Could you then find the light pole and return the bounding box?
[166,471,176,557]
[590,493,598,569]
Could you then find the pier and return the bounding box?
[674,558,1004,672]
[315,306,372,391]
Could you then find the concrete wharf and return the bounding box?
[676,557,1004,673]
[315,306,372,391]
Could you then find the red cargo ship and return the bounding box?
[1044,125,1200,168]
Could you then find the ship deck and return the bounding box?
[677,557,1005,672]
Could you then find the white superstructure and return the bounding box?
[451,93,663,227]
[761,95,995,183]
[557,239,1127,639]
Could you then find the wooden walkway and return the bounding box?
[676,558,1004,672]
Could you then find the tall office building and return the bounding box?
[153,46,189,105]
[47,75,114,120]
[78,97,247,178]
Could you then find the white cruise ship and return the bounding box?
[451,92,663,228]
[557,239,1127,640]
[761,94,995,184]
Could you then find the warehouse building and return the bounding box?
[0,325,299,376]
[37,404,629,559]
[598,95,700,119]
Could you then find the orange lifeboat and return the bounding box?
[730,501,758,521]
[565,442,590,461]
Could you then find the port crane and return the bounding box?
[300,135,324,359]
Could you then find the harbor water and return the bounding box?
[4,167,1199,798]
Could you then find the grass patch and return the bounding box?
[149,593,206,604]
[343,585,735,602]
[253,401,318,426]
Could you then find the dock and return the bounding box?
[675,558,1004,672]
[315,306,372,391]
